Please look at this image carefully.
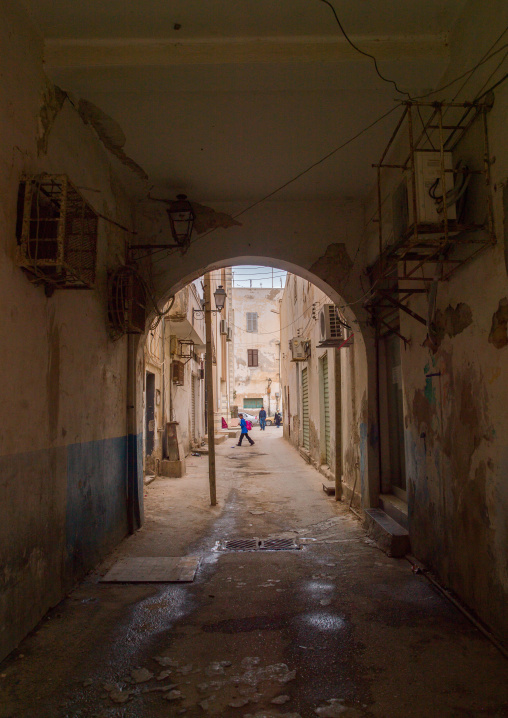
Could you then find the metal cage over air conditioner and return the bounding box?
[318,305,344,346]
[16,174,98,290]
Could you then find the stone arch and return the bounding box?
[135,245,380,516]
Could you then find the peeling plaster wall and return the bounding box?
[0,3,135,660]
[358,0,508,639]
[232,288,282,415]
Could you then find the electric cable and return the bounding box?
[412,40,508,99]
[317,0,412,98]
[451,25,508,102]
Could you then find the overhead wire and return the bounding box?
[148,102,402,270]
[317,0,411,98]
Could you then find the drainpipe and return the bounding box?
[375,330,382,498]
[161,317,166,457]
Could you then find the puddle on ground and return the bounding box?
[299,612,346,632]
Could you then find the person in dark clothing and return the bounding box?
[237,414,255,445]
[259,406,267,430]
[274,411,282,428]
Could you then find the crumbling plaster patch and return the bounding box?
[309,243,353,291]
[488,297,508,348]
[429,302,473,351]
[37,83,67,155]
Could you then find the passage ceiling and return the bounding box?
[24,0,467,202]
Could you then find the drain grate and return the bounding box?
[220,537,300,552]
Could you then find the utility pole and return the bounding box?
[204,273,217,506]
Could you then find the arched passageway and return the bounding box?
[133,254,379,528]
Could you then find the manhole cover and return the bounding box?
[219,538,300,552]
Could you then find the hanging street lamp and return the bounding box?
[167,194,195,246]
[213,284,226,312]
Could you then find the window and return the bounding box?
[246,312,258,332]
[247,349,258,367]
[244,398,263,409]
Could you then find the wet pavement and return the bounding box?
[1,431,507,717]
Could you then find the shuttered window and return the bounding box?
[246,312,258,332]
[247,349,258,367]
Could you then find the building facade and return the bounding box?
[280,275,343,481]
[231,287,283,418]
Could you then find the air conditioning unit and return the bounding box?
[226,327,233,342]
[220,319,228,335]
[319,305,343,345]
[16,174,98,291]
[290,337,310,361]
[393,151,458,242]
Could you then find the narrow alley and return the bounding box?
[1,431,506,718]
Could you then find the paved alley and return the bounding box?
[0,431,507,718]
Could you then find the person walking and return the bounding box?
[237,413,255,446]
[274,411,282,428]
[259,406,267,431]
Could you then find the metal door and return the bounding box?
[323,354,331,466]
[302,367,310,451]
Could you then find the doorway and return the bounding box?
[384,334,406,500]
[145,371,155,457]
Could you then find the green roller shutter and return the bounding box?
[323,354,331,466]
[302,367,310,451]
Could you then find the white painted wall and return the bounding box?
[232,287,282,417]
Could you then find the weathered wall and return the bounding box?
[358,0,508,638]
[280,274,367,505]
[232,287,282,415]
[0,3,135,660]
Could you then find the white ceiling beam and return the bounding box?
[45,34,449,69]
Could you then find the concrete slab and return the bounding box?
[100,556,199,583]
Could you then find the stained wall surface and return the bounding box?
[359,0,508,640]
[0,3,136,661]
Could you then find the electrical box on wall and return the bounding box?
[290,337,310,361]
[171,360,185,385]
[220,319,228,335]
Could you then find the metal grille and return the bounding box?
[302,367,310,451]
[16,174,98,289]
[220,538,300,552]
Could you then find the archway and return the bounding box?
[132,253,380,529]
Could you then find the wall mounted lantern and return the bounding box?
[167,194,195,246]
[193,284,227,319]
